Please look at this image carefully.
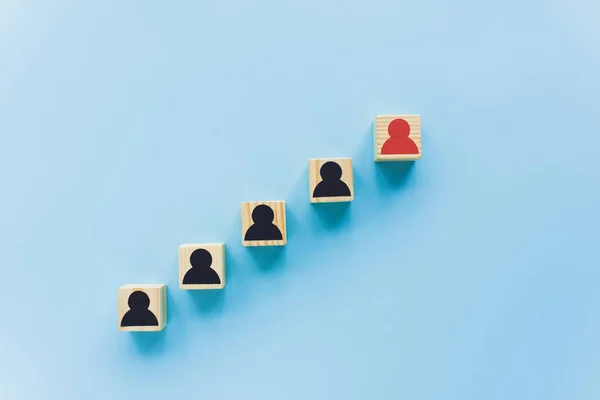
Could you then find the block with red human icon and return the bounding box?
[374,115,422,161]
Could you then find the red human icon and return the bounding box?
[381,118,419,155]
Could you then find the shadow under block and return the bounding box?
[241,200,287,246]
[118,284,167,332]
[374,114,422,162]
[308,158,354,203]
[179,243,226,290]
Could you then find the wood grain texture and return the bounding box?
[179,243,226,290]
[374,114,422,161]
[308,158,354,203]
[241,201,287,246]
[118,284,167,332]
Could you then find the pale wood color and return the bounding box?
[118,284,167,332]
[179,243,226,290]
[374,114,422,162]
[308,158,354,203]
[241,201,287,246]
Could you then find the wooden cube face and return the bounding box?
[374,114,422,161]
[179,243,225,290]
[241,201,287,246]
[118,284,167,332]
[308,158,354,203]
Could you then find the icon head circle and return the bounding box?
[320,161,343,180]
[252,204,275,224]
[190,248,212,268]
[388,118,410,138]
[128,291,150,310]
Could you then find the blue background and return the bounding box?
[1,0,599,399]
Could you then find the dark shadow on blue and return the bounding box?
[248,246,286,273]
[375,161,415,189]
[311,201,351,229]
[284,205,303,242]
[187,289,225,315]
[129,328,167,356]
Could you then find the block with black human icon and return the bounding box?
[118,284,167,332]
[179,243,225,290]
[241,201,287,246]
[308,158,354,203]
[374,114,422,161]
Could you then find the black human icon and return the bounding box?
[244,204,283,241]
[183,248,221,285]
[120,291,159,327]
[313,161,351,198]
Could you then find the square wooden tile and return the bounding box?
[308,158,354,203]
[374,114,422,161]
[241,201,286,246]
[179,243,225,290]
[118,284,167,332]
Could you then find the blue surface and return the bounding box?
[1,1,599,399]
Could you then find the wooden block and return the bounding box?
[241,201,287,246]
[374,114,422,162]
[118,284,167,332]
[308,158,354,203]
[179,243,226,290]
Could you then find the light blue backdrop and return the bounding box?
[1,0,599,399]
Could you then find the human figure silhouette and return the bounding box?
[120,291,159,327]
[313,161,351,198]
[244,204,283,241]
[381,118,419,155]
[183,248,221,285]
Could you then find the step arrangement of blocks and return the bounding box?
[119,114,422,331]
